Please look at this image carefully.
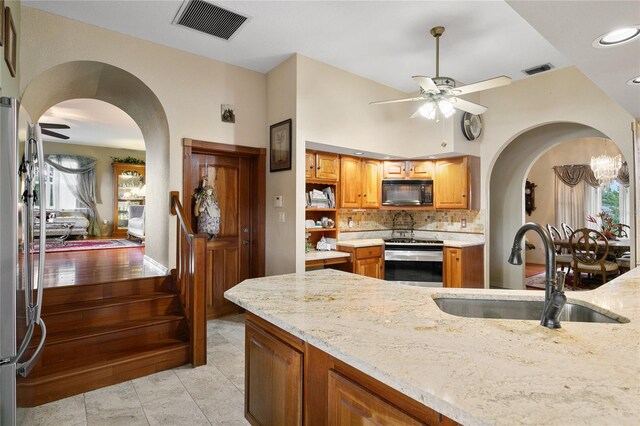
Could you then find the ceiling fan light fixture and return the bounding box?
[419,102,437,120]
[593,25,640,47]
[437,99,455,118]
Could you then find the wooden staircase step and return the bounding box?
[17,340,190,407]
[39,293,181,333]
[42,275,174,306]
[30,316,188,370]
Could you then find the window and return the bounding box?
[584,181,631,229]
[44,164,80,210]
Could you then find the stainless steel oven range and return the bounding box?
[384,238,444,287]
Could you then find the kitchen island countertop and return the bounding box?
[226,268,640,425]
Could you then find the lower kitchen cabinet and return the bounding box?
[245,313,458,426]
[328,370,424,425]
[335,245,384,279]
[443,245,484,288]
[245,321,303,426]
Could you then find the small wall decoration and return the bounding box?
[270,119,292,172]
[4,6,15,77]
[525,180,537,216]
[221,104,235,123]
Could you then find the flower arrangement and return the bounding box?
[586,211,626,240]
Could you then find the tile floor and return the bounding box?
[17,315,250,426]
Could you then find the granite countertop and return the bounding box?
[305,250,351,261]
[442,240,484,248]
[226,268,640,425]
[336,238,385,248]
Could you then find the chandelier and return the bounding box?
[590,139,622,186]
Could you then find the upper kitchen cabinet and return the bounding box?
[434,156,480,210]
[383,160,433,179]
[340,156,381,209]
[306,151,339,181]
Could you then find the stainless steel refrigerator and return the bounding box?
[0,97,47,425]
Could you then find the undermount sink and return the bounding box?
[433,298,626,324]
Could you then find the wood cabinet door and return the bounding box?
[383,161,407,179]
[356,257,383,279]
[328,370,424,426]
[246,322,303,426]
[340,156,361,208]
[435,157,468,209]
[409,161,434,179]
[316,153,339,181]
[305,151,316,180]
[444,247,462,288]
[361,160,381,209]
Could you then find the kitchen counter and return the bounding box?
[442,240,484,248]
[226,268,640,425]
[335,238,384,248]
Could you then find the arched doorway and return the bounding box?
[487,122,617,289]
[21,61,170,267]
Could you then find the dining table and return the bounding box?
[553,238,631,259]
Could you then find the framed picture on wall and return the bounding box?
[270,119,292,172]
[4,6,16,77]
[0,1,5,47]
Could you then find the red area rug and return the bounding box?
[31,238,142,253]
[525,272,606,291]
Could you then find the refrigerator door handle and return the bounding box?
[17,320,46,377]
[33,125,46,321]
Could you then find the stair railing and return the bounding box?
[170,191,207,366]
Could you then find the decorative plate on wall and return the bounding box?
[462,112,483,141]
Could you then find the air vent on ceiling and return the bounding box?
[523,63,554,76]
[174,0,248,41]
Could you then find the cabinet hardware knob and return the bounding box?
[242,239,250,246]
[462,194,466,197]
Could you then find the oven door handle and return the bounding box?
[385,250,443,262]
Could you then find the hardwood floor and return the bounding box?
[34,246,165,288]
[525,263,546,277]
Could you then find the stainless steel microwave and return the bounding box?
[381,179,433,206]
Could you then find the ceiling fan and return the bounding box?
[371,26,512,120]
[39,122,70,140]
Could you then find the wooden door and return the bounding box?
[183,140,266,319]
[315,152,339,181]
[383,161,407,179]
[361,160,381,209]
[410,161,434,179]
[435,157,468,209]
[444,247,462,288]
[305,151,315,180]
[340,156,361,208]
[246,322,303,426]
[328,370,423,426]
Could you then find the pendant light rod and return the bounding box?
[430,26,445,78]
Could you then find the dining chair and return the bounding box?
[561,223,574,239]
[546,224,572,274]
[568,228,619,289]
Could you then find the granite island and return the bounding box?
[225,268,640,425]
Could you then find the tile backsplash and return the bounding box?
[338,209,485,234]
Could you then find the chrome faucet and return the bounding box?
[508,222,567,328]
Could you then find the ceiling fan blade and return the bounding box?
[412,75,438,93]
[370,96,425,105]
[451,97,488,115]
[41,128,70,140]
[39,122,70,129]
[454,76,512,96]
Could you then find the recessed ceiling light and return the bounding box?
[627,76,640,85]
[354,152,364,155]
[593,25,640,47]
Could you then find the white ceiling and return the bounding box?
[24,1,639,149]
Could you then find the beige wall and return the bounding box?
[265,55,298,275]
[525,137,624,264]
[0,1,21,98]
[20,7,267,268]
[43,141,145,227]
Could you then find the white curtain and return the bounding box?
[584,184,602,230]
[620,185,631,227]
[555,177,585,230]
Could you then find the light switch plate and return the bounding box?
[274,195,283,207]
[278,212,285,223]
